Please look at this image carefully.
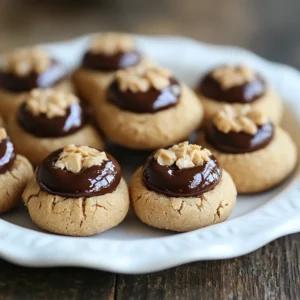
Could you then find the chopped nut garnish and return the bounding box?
[116,65,173,93]
[0,128,7,141]
[54,145,108,173]
[154,141,212,170]
[2,46,51,77]
[26,88,79,118]
[211,65,256,89]
[89,32,135,55]
[213,105,268,135]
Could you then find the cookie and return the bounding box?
[0,128,33,213]
[23,145,130,236]
[73,32,148,106]
[130,141,237,232]
[7,88,104,166]
[0,46,75,119]
[198,105,297,193]
[95,65,203,149]
[195,65,283,126]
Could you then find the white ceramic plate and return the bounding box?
[0,35,299,274]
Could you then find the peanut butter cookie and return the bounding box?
[0,46,75,119]
[96,65,203,149]
[7,88,104,166]
[198,105,297,193]
[195,65,283,126]
[23,145,129,236]
[130,141,237,232]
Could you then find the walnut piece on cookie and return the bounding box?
[115,66,172,93]
[0,128,7,141]
[54,145,108,173]
[213,104,268,135]
[154,141,212,169]
[89,32,135,55]
[211,65,256,89]
[26,88,79,118]
[2,46,51,77]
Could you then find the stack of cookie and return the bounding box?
[0,32,297,236]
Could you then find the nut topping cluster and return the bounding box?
[0,128,7,141]
[89,33,135,55]
[2,47,51,77]
[116,66,172,93]
[213,105,268,135]
[154,141,212,169]
[211,65,256,89]
[54,145,108,173]
[26,88,79,118]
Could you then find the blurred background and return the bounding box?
[1,0,300,68]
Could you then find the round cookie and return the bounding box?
[22,145,130,236]
[73,32,147,106]
[130,141,237,232]
[195,65,283,126]
[7,88,104,166]
[96,66,203,149]
[198,105,297,193]
[0,46,75,119]
[0,128,33,213]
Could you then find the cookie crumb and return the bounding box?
[154,141,212,169]
[213,105,268,135]
[26,88,79,118]
[0,128,7,141]
[2,46,51,77]
[89,32,134,55]
[54,145,108,173]
[116,66,172,93]
[211,65,256,89]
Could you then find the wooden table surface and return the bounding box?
[0,1,300,299]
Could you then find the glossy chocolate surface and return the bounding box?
[0,138,15,174]
[205,122,274,153]
[199,72,265,103]
[0,61,68,93]
[17,102,86,138]
[108,78,181,113]
[37,149,121,198]
[143,155,222,197]
[82,50,141,72]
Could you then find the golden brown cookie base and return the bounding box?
[96,83,203,149]
[0,154,33,213]
[130,167,237,232]
[23,177,130,236]
[196,88,283,127]
[0,79,75,119]
[7,116,104,166]
[198,127,297,193]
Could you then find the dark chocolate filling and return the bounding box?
[37,149,121,198]
[205,122,274,153]
[82,50,141,72]
[198,72,265,103]
[107,78,181,113]
[17,102,87,138]
[142,154,222,197]
[0,61,68,93]
[0,138,16,174]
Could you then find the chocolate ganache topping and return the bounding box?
[108,66,181,113]
[37,145,121,198]
[0,128,16,174]
[143,142,222,197]
[199,65,265,103]
[205,105,274,153]
[82,33,141,72]
[17,89,86,138]
[0,47,68,93]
